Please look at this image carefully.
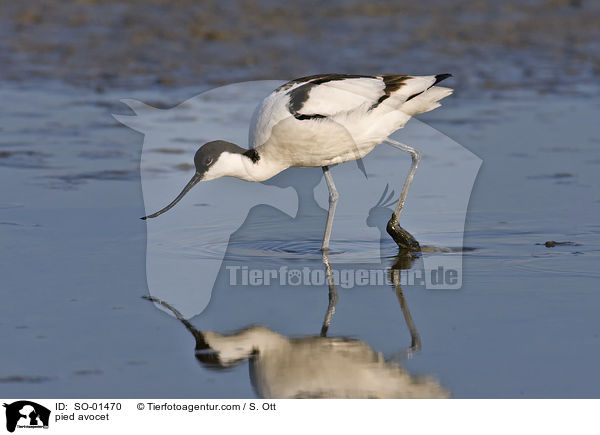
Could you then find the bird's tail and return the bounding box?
[400,86,453,116]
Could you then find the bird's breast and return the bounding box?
[258,116,381,168]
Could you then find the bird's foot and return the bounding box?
[387,214,420,252]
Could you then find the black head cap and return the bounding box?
[193,140,245,174]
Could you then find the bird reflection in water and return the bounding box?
[144,248,448,399]
[144,179,450,397]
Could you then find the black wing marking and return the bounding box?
[370,75,409,109]
[285,73,379,120]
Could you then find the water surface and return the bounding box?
[1,79,599,398]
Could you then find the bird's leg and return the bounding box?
[320,250,338,337]
[392,274,421,354]
[385,138,420,219]
[321,166,339,251]
[384,139,421,251]
[320,167,339,334]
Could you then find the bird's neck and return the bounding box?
[220,147,288,182]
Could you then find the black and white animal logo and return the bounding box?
[3,401,50,433]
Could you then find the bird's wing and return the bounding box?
[287,74,388,118]
[249,74,452,148]
[285,74,448,118]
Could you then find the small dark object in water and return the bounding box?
[540,241,578,248]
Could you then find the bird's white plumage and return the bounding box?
[246,74,453,180]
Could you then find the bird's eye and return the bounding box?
[204,156,213,166]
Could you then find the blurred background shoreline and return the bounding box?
[1,0,599,95]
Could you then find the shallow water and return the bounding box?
[1,79,599,398]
